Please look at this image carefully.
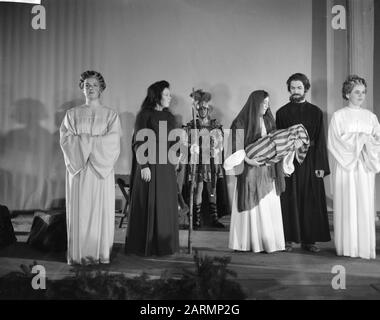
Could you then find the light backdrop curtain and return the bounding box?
[0,0,315,211]
[348,0,374,110]
[0,0,121,210]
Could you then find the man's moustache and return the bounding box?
[290,94,305,102]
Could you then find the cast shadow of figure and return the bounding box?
[210,83,232,127]
[321,109,334,211]
[116,110,136,175]
[0,99,52,211]
[112,110,136,215]
[47,98,84,209]
[170,94,188,127]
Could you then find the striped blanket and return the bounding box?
[245,124,310,166]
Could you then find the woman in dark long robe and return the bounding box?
[125,80,179,256]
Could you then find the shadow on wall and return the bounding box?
[171,94,187,127]
[312,78,328,109]
[322,109,333,210]
[0,98,51,210]
[210,83,232,127]
[0,97,90,211]
[116,111,136,175]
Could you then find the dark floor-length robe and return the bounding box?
[125,108,179,256]
[276,101,331,243]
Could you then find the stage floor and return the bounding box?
[1,213,380,300]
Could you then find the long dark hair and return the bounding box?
[140,80,170,111]
[231,90,276,146]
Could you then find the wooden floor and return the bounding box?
[1,213,380,300]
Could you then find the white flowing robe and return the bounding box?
[328,107,380,259]
[60,105,121,265]
[228,119,285,253]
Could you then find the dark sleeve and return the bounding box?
[314,110,330,176]
[275,110,285,129]
[132,110,150,169]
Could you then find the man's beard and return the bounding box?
[290,93,306,103]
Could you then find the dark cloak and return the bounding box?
[125,108,179,256]
[276,101,331,243]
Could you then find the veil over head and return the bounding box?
[231,90,276,147]
[228,90,285,211]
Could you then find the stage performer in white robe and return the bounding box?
[328,75,380,260]
[60,70,121,265]
[226,90,286,253]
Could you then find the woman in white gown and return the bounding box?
[328,75,380,259]
[227,90,285,253]
[60,71,121,265]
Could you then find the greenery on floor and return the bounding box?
[0,252,246,300]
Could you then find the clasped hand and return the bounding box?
[248,159,264,167]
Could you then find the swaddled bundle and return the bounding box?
[245,123,310,165]
[224,124,310,174]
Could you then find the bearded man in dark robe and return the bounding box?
[276,73,331,253]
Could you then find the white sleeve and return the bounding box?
[328,112,366,171]
[88,112,121,179]
[361,113,380,173]
[60,112,92,176]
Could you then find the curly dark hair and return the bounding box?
[140,80,170,111]
[342,75,367,100]
[79,70,106,92]
[286,73,311,93]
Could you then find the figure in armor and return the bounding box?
[184,89,225,229]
